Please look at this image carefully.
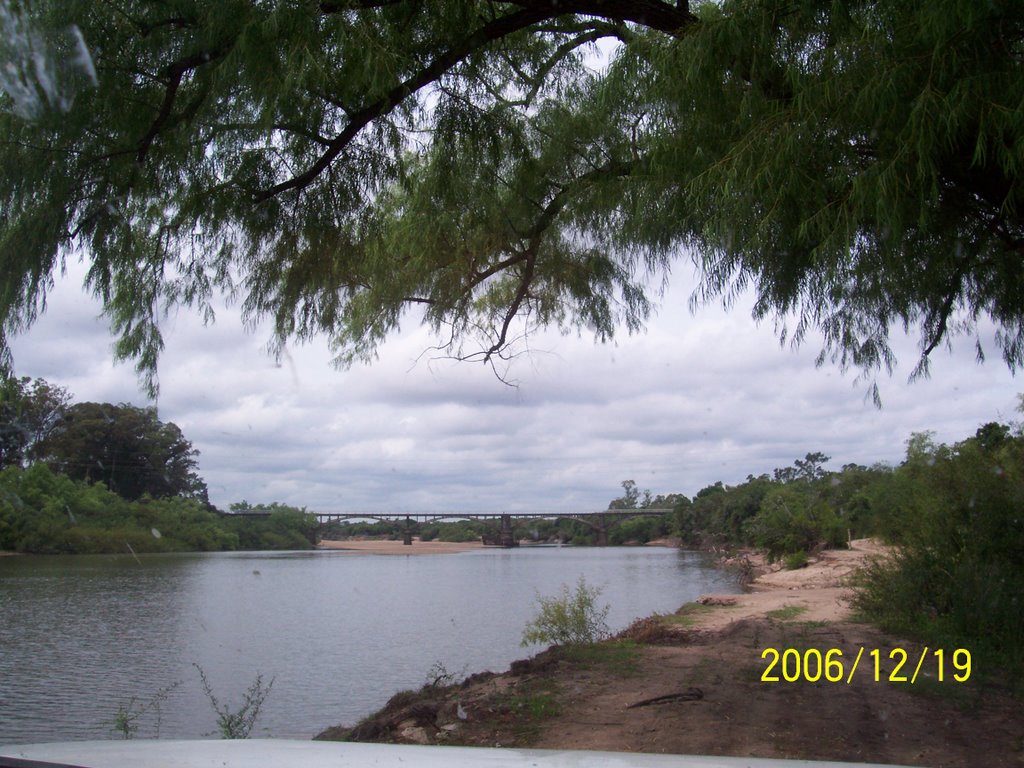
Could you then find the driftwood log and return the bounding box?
[626,687,704,708]
[696,596,738,606]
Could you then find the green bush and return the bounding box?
[783,550,808,570]
[743,486,845,561]
[0,465,308,554]
[608,515,669,545]
[56,526,173,554]
[195,664,274,739]
[521,577,610,647]
[850,427,1024,684]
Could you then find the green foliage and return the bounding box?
[516,691,559,722]
[783,551,808,570]
[111,680,181,739]
[549,518,596,546]
[674,456,891,553]
[1,1,1021,393]
[744,485,846,562]
[521,577,609,648]
[607,515,670,545]
[419,519,487,543]
[502,677,563,743]
[664,602,719,629]
[561,640,640,676]
[607,480,647,510]
[0,376,69,468]
[766,605,808,622]
[0,463,314,554]
[320,518,404,540]
[0,463,172,553]
[39,401,208,503]
[773,453,831,484]
[678,477,771,546]
[194,664,275,740]
[224,501,319,550]
[850,425,1024,683]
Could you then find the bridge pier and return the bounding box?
[403,515,413,545]
[499,514,516,547]
[595,513,608,546]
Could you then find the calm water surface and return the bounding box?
[0,546,740,743]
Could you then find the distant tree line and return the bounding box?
[321,512,674,547]
[0,375,317,554]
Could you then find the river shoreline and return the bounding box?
[314,539,1023,766]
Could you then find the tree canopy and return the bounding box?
[1,0,1021,395]
[0,375,69,468]
[38,401,209,502]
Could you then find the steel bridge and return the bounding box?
[311,509,675,547]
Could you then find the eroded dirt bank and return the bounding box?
[315,541,1023,767]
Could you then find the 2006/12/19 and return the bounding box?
[760,647,972,684]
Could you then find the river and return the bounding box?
[0,546,740,744]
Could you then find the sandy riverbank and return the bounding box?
[316,538,1022,766]
[318,538,486,555]
[690,537,890,629]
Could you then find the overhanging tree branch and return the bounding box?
[255,2,693,202]
[136,43,233,163]
[506,0,695,36]
[480,157,637,360]
[253,7,561,201]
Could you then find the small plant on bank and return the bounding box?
[424,660,465,689]
[783,551,809,570]
[194,663,275,739]
[111,680,181,739]
[766,604,808,621]
[521,576,610,647]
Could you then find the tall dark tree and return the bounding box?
[38,402,209,502]
[0,1,1021,397]
[0,376,70,468]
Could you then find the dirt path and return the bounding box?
[317,541,1023,766]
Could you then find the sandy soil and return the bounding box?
[318,540,1023,766]
[692,538,889,630]
[318,538,485,555]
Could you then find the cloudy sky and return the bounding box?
[10,259,1020,514]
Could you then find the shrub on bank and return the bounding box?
[521,577,610,647]
[0,465,312,554]
[850,426,1024,684]
[742,486,845,562]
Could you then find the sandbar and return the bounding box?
[318,538,485,555]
